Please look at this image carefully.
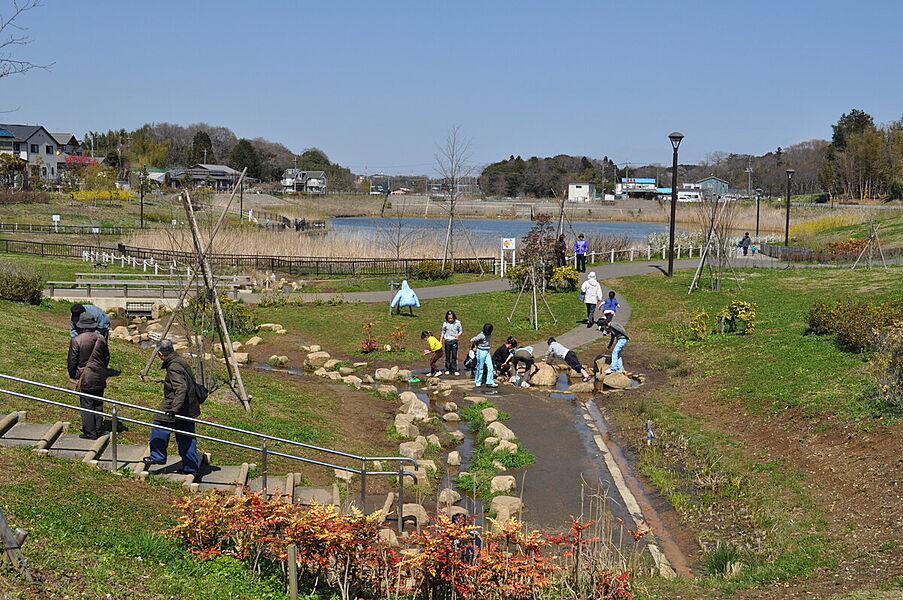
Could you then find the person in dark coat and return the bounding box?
[144,339,202,475]
[67,313,110,439]
[69,303,110,339]
[554,234,567,267]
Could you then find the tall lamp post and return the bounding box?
[667,131,684,277]
[784,169,795,246]
[755,188,762,236]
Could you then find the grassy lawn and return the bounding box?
[258,286,585,364]
[0,194,183,228]
[291,271,493,294]
[602,266,903,596]
[0,448,287,599]
[0,252,149,281]
[0,297,397,478]
[812,213,903,249]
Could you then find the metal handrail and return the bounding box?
[0,373,418,531]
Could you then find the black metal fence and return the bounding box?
[0,238,493,276]
[0,223,134,236]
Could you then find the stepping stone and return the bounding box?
[0,422,57,447]
[46,433,107,460]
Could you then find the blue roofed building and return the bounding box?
[697,176,730,198]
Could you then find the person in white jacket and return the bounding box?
[580,272,605,328]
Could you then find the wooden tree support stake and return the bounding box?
[0,508,33,582]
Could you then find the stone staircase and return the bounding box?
[0,411,340,504]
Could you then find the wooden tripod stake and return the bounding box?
[181,192,251,410]
[0,508,32,582]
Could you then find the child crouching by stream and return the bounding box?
[421,331,444,377]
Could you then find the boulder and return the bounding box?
[490,496,523,522]
[308,344,321,352]
[323,359,341,370]
[378,528,400,548]
[334,469,354,482]
[480,407,498,423]
[594,355,610,374]
[492,460,506,471]
[402,503,429,527]
[305,351,331,368]
[439,506,470,519]
[339,366,354,376]
[353,362,368,368]
[268,355,287,367]
[602,372,632,390]
[400,398,428,421]
[448,431,465,443]
[444,401,459,413]
[343,375,362,388]
[110,326,131,340]
[395,369,412,381]
[362,374,375,384]
[442,412,461,422]
[426,434,441,448]
[232,341,243,351]
[530,363,558,386]
[495,440,518,454]
[325,371,342,380]
[378,384,398,394]
[490,475,516,494]
[258,323,285,332]
[438,488,462,505]
[399,440,426,460]
[483,436,500,448]
[233,352,250,364]
[375,368,394,382]
[146,322,163,334]
[464,396,485,403]
[245,336,263,346]
[487,421,516,441]
[446,451,461,466]
[394,414,419,439]
[314,367,327,377]
[567,381,595,394]
[398,391,419,404]
[416,459,437,473]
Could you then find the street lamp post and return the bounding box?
[755,188,762,236]
[784,169,795,246]
[667,132,684,277]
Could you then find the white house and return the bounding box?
[0,124,75,182]
[281,169,328,194]
[567,182,595,203]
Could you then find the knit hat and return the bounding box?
[75,313,98,330]
[588,272,597,280]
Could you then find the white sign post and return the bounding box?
[500,238,516,277]
[51,214,60,233]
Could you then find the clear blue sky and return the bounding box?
[2,0,901,174]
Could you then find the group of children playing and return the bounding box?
[419,290,630,388]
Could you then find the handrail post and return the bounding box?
[359,459,367,510]
[111,405,118,471]
[397,462,404,533]
[261,441,268,495]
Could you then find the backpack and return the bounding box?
[195,382,209,404]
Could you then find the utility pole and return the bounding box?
[745,166,753,235]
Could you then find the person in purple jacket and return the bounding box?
[574,233,588,272]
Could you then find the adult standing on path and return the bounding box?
[740,232,752,256]
[144,339,201,475]
[600,321,629,374]
[555,234,567,267]
[580,272,605,328]
[441,310,462,375]
[470,323,497,388]
[67,313,110,440]
[574,233,588,273]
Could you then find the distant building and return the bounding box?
[169,164,245,191]
[615,177,658,199]
[655,187,704,203]
[281,169,327,194]
[697,176,730,198]
[0,123,82,182]
[567,182,596,203]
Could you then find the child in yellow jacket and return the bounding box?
[421,331,444,376]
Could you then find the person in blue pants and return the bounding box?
[469,323,496,388]
[601,321,629,374]
[143,339,202,475]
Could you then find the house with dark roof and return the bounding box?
[168,163,246,191]
[0,124,83,183]
[280,169,327,194]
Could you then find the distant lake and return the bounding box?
[329,216,666,241]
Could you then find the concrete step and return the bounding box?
[46,433,108,460]
[248,473,294,500]
[0,422,59,447]
[0,411,26,436]
[94,443,149,472]
[294,484,339,506]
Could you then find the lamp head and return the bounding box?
[786,168,796,179]
[668,132,685,150]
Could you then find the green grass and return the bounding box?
[813,213,903,249]
[0,448,287,599]
[260,287,584,365]
[602,266,903,594]
[292,272,492,293]
[0,193,183,228]
[0,295,395,478]
[0,252,149,281]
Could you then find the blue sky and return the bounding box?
[2,0,901,174]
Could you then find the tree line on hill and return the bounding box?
[478,109,903,202]
[84,123,355,190]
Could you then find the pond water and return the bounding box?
[329,216,666,241]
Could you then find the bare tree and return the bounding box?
[0,1,51,80]
[435,125,472,268]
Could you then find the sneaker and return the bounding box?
[454,372,460,376]
[583,376,594,383]
[78,433,99,440]
[443,370,451,375]
[520,382,531,388]
[486,383,499,388]
[604,369,613,375]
